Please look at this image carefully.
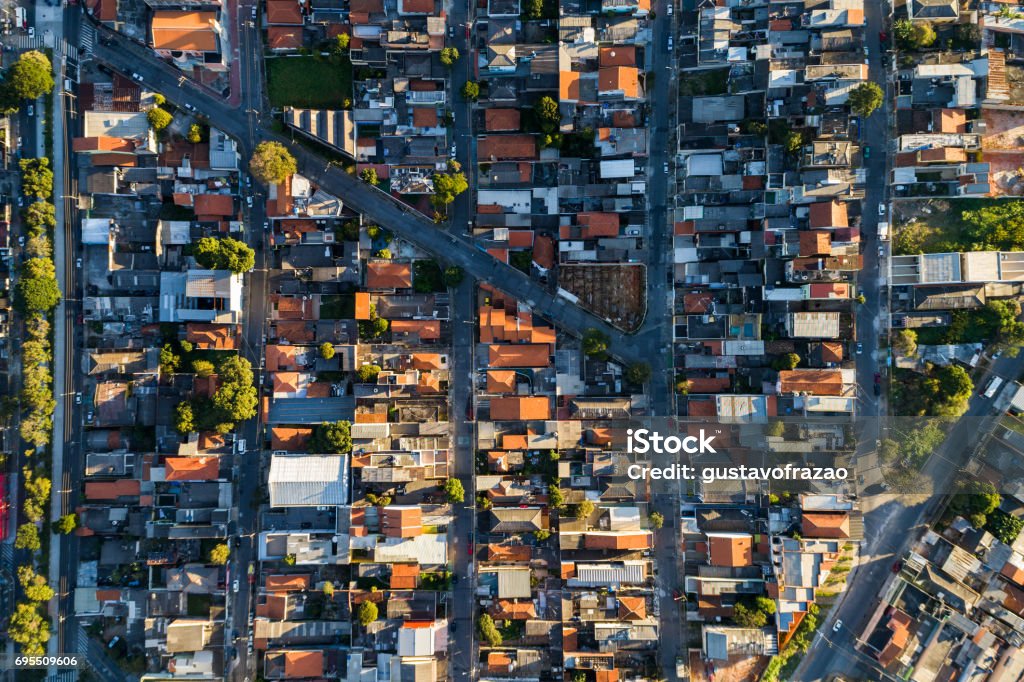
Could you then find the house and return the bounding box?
[267,455,350,507]
[159,270,243,324]
[490,396,550,421]
[151,11,220,55]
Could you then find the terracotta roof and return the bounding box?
[779,369,844,396]
[151,11,219,52]
[410,353,443,370]
[354,292,371,320]
[584,532,652,550]
[808,283,850,299]
[598,66,640,98]
[412,107,438,128]
[284,651,324,678]
[533,235,555,269]
[477,135,538,161]
[577,212,619,238]
[366,261,413,289]
[273,295,314,322]
[490,396,550,421]
[391,319,441,340]
[508,230,534,248]
[164,456,219,481]
[84,480,141,500]
[267,26,303,50]
[479,306,555,346]
[487,344,551,368]
[349,0,383,12]
[820,341,844,362]
[808,200,848,228]
[270,427,313,452]
[560,71,582,102]
[801,512,851,539]
[266,0,303,25]
[265,574,312,592]
[490,599,537,620]
[799,230,832,257]
[599,46,636,67]
[401,0,434,12]
[487,543,532,562]
[390,562,419,589]
[1001,559,1024,587]
[73,136,135,153]
[707,533,754,567]
[485,108,521,131]
[265,344,303,372]
[618,596,646,620]
[488,652,513,674]
[193,194,234,217]
[934,108,967,133]
[186,323,239,349]
[486,370,517,394]
[381,507,423,538]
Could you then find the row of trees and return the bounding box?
[0,51,54,113]
[19,314,56,446]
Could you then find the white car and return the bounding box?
[878,245,884,258]
[75,393,82,405]
[663,162,669,174]
[184,103,196,112]
[450,143,457,157]
[667,4,672,15]
[232,579,239,593]
[132,72,143,81]
[667,36,673,51]
[76,257,82,268]
[878,202,886,216]
[27,26,34,38]
[246,196,253,207]
[26,104,33,117]
[833,620,842,633]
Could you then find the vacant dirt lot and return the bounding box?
[559,264,646,332]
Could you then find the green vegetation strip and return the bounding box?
[266,56,353,109]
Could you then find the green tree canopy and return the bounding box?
[174,401,196,434]
[649,512,664,529]
[160,344,181,375]
[187,123,203,143]
[147,107,173,131]
[18,566,54,603]
[892,329,918,357]
[19,158,53,200]
[444,478,465,503]
[7,51,54,101]
[360,167,379,185]
[309,420,352,454]
[208,543,230,565]
[192,359,215,377]
[624,362,652,385]
[356,600,379,626]
[440,47,460,66]
[15,523,40,552]
[443,266,464,287]
[357,364,382,382]
[461,81,480,101]
[985,509,1023,545]
[535,95,560,133]
[22,201,56,235]
[548,485,565,509]
[772,352,801,371]
[949,479,1000,526]
[431,171,469,207]
[9,602,50,654]
[194,236,255,273]
[848,82,884,118]
[15,257,60,313]
[54,513,78,535]
[249,141,298,185]
[320,342,336,360]
[333,33,350,54]
[573,500,595,521]
[582,328,610,357]
[477,613,502,646]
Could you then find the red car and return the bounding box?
[467,542,473,555]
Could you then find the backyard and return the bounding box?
[267,56,353,109]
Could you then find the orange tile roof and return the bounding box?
[265,344,303,372]
[598,66,640,98]
[354,291,371,320]
[477,135,538,161]
[266,0,303,24]
[411,353,443,370]
[585,532,652,550]
[270,427,314,452]
[507,230,534,248]
[490,599,537,620]
[490,396,550,421]
[367,261,413,289]
[808,200,848,229]
[267,26,303,50]
[284,651,324,678]
[164,456,219,481]
[487,544,532,562]
[599,46,636,67]
[799,231,832,257]
[391,319,441,340]
[501,434,528,450]
[151,11,219,51]
[485,108,522,131]
[487,370,517,394]
[577,212,620,238]
[412,107,438,128]
[84,480,141,500]
[778,369,844,396]
[90,152,137,167]
[265,574,312,592]
[479,306,555,345]
[488,344,550,368]
[801,512,851,539]
[391,562,419,589]
[73,136,136,153]
[934,109,967,133]
[186,323,239,349]
[708,534,753,567]
[193,194,234,217]
[381,507,423,538]
[533,235,555,269]
[402,0,434,12]
[488,652,514,674]
[618,596,646,620]
[560,71,582,102]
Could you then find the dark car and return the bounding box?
[874,372,881,384]
[874,383,881,396]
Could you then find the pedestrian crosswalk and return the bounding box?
[2,33,79,60]
[79,24,94,54]
[45,671,77,682]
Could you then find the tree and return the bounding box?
[15,523,40,552]
[533,529,551,541]
[333,33,350,54]
[573,500,595,521]
[25,234,51,259]
[523,0,544,19]
[911,21,937,48]
[160,344,181,375]
[649,512,664,529]
[582,328,610,357]
[949,480,1000,525]
[955,23,981,48]
[174,401,196,434]
[440,47,460,66]
[147,107,173,131]
[192,359,215,377]
[357,364,382,382]
[208,543,230,565]
[548,485,565,509]
[624,362,652,385]
[772,353,800,371]
[376,248,392,259]
[153,93,166,106]
[19,158,53,200]
[15,257,60,313]
[879,438,900,464]
[535,95,560,133]
[359,304,390,340]
[848,82,884,118]
[249,141,297,185]
[22,201,56,234]
[54,514,78,535]
[675,376,690,394]
[309,420,352,454]
[766,420,785,438]
[9,602,50,654]
[194,236,255,273]
[444,478,465,503]
[18,566,54,602]
[477,613,503,646]
[892,329,918,357]
[961,201,1024,251]
[461,80,480,101]
[733,601,767,628]
[283,554,297,566]
[431,171,469,207]
[187,123,203,143]
[985,509,1024,545]
[323,581,335,598]
[356,600,379,627]
[443,266,464,287]
[926,364,973,417]
[785,130,804,155]
[7,51,54,101]
[360,167,379,185]
[320,342,336,360]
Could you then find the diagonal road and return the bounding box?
[88,27,656,367]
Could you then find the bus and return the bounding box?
[983,376,1004,399]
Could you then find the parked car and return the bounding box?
[76,257,82,268]
[856,342,863,355]
[246,196,253,207]
[878,202,886,216]
[184,103,196,111]
[232,579,239,593]
[75,393,82,404]
[863,145,870,159]
[131,72,143,81]
[26,104,33,117]
[833,620,842,633]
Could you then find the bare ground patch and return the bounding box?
[558,264,646,332]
